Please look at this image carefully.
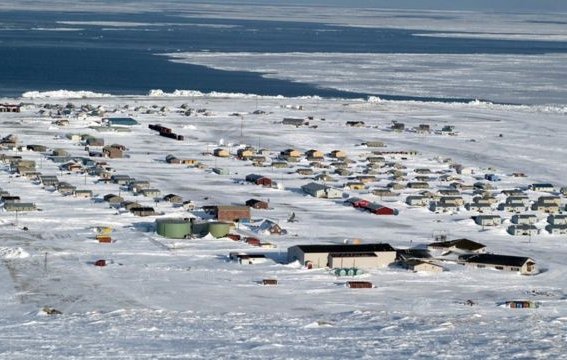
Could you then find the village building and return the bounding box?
[367,155,385,164]
[474,215,502,227]
[547,214,567,225]
[390,122,405,132]
[545,224,567,235]
[271,161,288,169]
[344,182,365,191]
[280,148,302,161]
[205,205,251,222]
[344,197,370,208]
[345,120,365,127]
[246,199,269,209]
[1,195,20,203]
[301,182,343,199]
[74,190,93,199]
[530,183,555,192]
[406,195,429,207]
[103,194,124,205]
[507,224,539,236]
[305,149,324,160]
[313,173,336,182]
[57,182,76,196]
[139,189,161,198]
[0,104,21,112]
[499,203,530,213]
[430,202,459,213]
[329,150,347,159]
[363,141,386,148]
[245,174,273,187]
[465,202,493,213]
[439,196,465,206]
[511,214,538,225]
[282,118,307,127]
[26,144,48,152]
[537,196,561,206]
[121,201,142,211]
[102,145,123,159]
[532,202,560,214]
[459,253,537,275]
[415,124,431,134]
[427,238,486,254]
[85,137,104,147]
[288,243,397,268]
[236,148,255,160]
[130,206,156,217]
[213,148,230,158]
[111,174,132,185]
[229,252,270,265]
[39,175,59,187]
[437,189,460,196]
[103,117,139,126]
[407,182,429,189]
[372,188,398,198]
[296,168,314,176]
[364,203,398,215]
[163,194,183,204]
[403,259,444,273]
[128,180,151,193]
[4,202,36,212]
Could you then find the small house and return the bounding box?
[85,137,104,147]
[4,202,36,212]
[102,145,123,159]
[344,182,365,191]
[532,202,560,214]
[511,214,537,225]
[39,175,59,187]
[301,182,343,199]
[406,195,429,207]
[213,148,230,158]
[547,214,567,225]
[430,202,459,213]
[236,148,255,160]
[139,189,161,198]
[245,174,273,187]
[346,121,365,127]
[130,206,156,217]
[530,183,554,192]
[364,203,397,215]
[74,190,93,199]
[129,180,151,193]
[545,224,567,235]
[282,118,306,127]
[507,225,539,236]
[280,148,302,159]
[439,196,464,206]
[344,197,370,208]
[407,182,429,189]
[460,254,537,275]
[296,168,314,176]
[246,199,269,209]
[474,215,502,227]
[26,144,48,152]
[329,150,347,159]
[372,188,398,198]
[404,259,444,273]
[499,203,529,213]
[163,194,183,204]
[364,141,386,148]
[305,149,324,160]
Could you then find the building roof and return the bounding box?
[293,243,395,253]
[461,253,533,267]
[104,117,139,126]
[428,238,486,251]
[329,252,377,258]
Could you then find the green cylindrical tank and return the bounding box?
[155,218,192,239]
[208,222,231,238]
[192,221,210,237]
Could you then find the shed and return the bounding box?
[213,148,230,158]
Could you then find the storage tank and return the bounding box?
[155,218,192,239]
[208,222,231,238]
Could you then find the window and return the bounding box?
[477,264,485,268]
[511,267,520,271]
[495,266,504,270]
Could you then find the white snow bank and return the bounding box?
[0,247,30,259]
[22,90,112,99]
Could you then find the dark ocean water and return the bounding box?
[1,10,566,101]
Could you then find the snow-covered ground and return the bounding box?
[1,92,566,358]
